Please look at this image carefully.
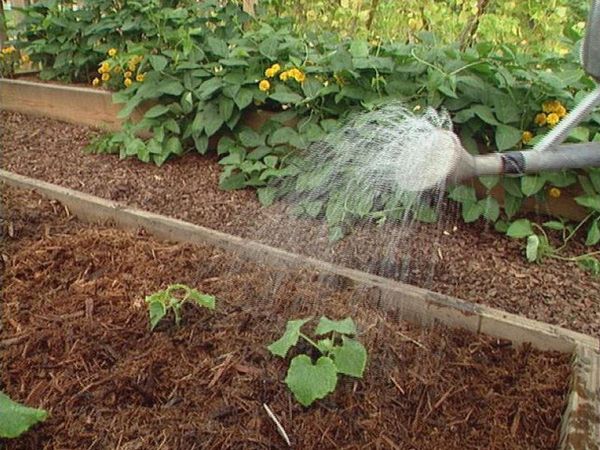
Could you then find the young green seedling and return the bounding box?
[267,316,368,406]
[0,391,47,438]
[145,283,216,330]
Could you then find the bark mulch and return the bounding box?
[0,185,572,449]
[2,111,600,339]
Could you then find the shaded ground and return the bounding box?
[0,185,571,449]
[2,111,600,338]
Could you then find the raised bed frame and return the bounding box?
[1,169,598,449]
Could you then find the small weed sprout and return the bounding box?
[145,283,216,330]
[267,316,368,406]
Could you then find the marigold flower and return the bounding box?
[124,78,133,87]
[124,71,133,79]
[136,73,145,82]
[92,78,100,87]
[99,62,110,74]
[101,73,110,81]
[279,71,290,81]
[113,65,122,74]
[108,48,118,57]
[556,104,567,118]
[289,68,305,82]
[542,100,560,113]
[1,46,15,55]
[20,54,30,63]
[548,187,561,198]
[265,67,276,78]
[259,79,271,91]
[534,112,547,127]
[521,131,533,144]
[547,112,560,127]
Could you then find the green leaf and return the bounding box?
[285,355,338,407]
[504,193,522,219]
[147,300,166,331]
[478,175,499,190]
[239,129,264,147]
[462,202,482,223]
[219,172,247,190]
[328,226,345,242]
[198,77,224,99]
[472,104,499,125]
[204,107,225,137]
[521,175,546,196]
[268,318,312,358]
[495,124,522,151]
[577,256,600,276]
[0,392,47,438]
[586,220,600,246]
[349,40,369,58]
[144,104,171,119]
[235,88,254,110]
[526,234,540,262]
[219,97,234,121]
[186,290,216,309]
[448,185,476,204]
[149,55,168,71]
[575,195,600,212]
[330,336,367,378]
[207,37,228,58]
[270,127,299,146]
[164,137,183,156]
[157,80,184,97]
[259,37,279,59]
[543,220,565,231]
[269,92,303,104]
[480,196,500,222]
[315,317,357,336]
[257,187,277,206]
[506,219,534,238]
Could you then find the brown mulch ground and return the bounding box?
[2,111,600,339]
[0,186,572,449]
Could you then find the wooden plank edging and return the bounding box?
[1,169,596,353]
[1,169,599,448]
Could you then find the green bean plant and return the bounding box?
[145,284,216,330]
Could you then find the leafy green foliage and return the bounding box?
[268,316,368,406]
[145,283,216,330]
[0,391,47,438]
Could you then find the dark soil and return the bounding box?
[2,111,600,339]
[0,185,571,449]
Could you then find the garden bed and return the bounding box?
[2,110,600,339]
[0,185,584,449]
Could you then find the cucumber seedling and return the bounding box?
[267,316,368,406]
[145,283,216,330]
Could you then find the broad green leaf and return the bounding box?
[349,40,369,58]
[478,175,499,190]
[575,195,600,212]
[0,392,47,438]
[207,36,228,57]
[219,172,247,190]
[521,175,546,196]
[495,124,522,151]
[198,77,223,99]
[577,256,600,276]
[480,196,500,222]
[448,185,476,204]
[543,220,565,231]
[526,234,540,262]
[147,300,166,330]
[234,88,254,109]
[203,108,224,137]
[267,318,312,358]
[472,104,499,125]
[238,129,263,147]
[503,177,523,198]
[164,137,183,156]
[315,317,357,336]
[219,97,234,122]
[144,104,171,119]
[186,290,216,309]
[568,127,590,143]
[259,37,279,59]
[316,338,334,354]
[586,220,600,246]
[328,226,345,242]
[330,336,367,378]
[257,187,277,206]
[270,127,299,146]
[462,201,482,223]
[506,219,534,238]
[149,55,168,71]
[285,355,338,407]
[269,92,303,104]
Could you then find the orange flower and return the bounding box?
[521,131,533,144]
[534,113,547,127]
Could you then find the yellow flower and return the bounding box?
[279,70,290,81]
[534,112,547,127]
[92,78,100,87]
[113,65,122,74]
[20,54,30,64]
[128,62,137,71]
[101,72,110,81]
[98,62,110,74]
[258,79,271,91]
[556,104,567,118]
[136,73,145,82]
[542,100,558,113]
[108,48,118,57]
[547,112,560,127]
[521,131,533,144]
[124,78,133,87]
[548,187,561,199]
[265,64,282,78]
[124,71,133,79]
[1,46,15,55]
[292,69,305,83]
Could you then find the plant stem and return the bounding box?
[299,333,322,353]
